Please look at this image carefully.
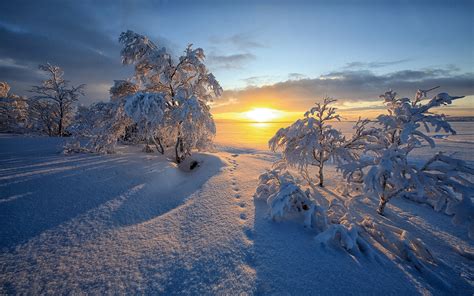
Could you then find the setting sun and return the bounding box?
[245,108,281,122]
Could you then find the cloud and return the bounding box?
[0,4,130,104]
[0,1,175,104]
[344,59,410,69]
[207,32,262,70]
[207,53,256,69]
[214,67,474,114]
[210,32,265,50]
[228,32,265,49]
[288,73,306,80]
[241,75,279,86]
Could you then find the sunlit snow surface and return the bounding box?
[0,132,472,294]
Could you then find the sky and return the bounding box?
[0,0,473,120]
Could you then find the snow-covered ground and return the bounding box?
[0,134,472,294]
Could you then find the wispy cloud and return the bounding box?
[210,32,265,50]
[207,53,256,69]
[288,73,306,80]
[343,59,410,69]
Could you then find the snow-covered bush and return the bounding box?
[360,217,449,289]
[269,98,345,187]
[314,215,377,258]
[340,88,473,237]
[255,169,319,227]
[256,169,325,228]
[67,100,132,153]
[255,169,377,257]
[255,168,446,273]
[30,64,84,136]
[417,153,474,238]
[0,82,29,133]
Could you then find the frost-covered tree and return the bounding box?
[0,82,9,97]
[30,64,84,136]
[67,31,221,163]
[124,92,168,153]
[28,99,58,136]
[341,88,471,226]
[0,82,29,133]
[118,30,222,162]
[269,98,344,187]
[110,80,139,101]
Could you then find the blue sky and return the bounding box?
[0,0,472,115]
[119,0,474,89]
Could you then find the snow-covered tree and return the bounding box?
[0,82,29,133]
[0,82,10,97]
[124,92,168,153]
[118,30,222,162]
[269,98,344,187]
[30,64,84,136]
[340,88,471,231]
[28,99,58,136]
[67,31,221,163]
[110,80,139,101]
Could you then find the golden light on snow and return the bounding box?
[244,108,282,122]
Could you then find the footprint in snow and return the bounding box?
[243,227,254,240]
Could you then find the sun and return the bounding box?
[245,108,280,122]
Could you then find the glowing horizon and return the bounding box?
[212,96,474,122]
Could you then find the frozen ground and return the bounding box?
[0,134,472,294]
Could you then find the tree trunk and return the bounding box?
[377,197,388,215]
[151,136,164,154]
[156,137,164,154]
[58,102,64,137]
[58,117,63,137]
[175,137,181,163]
[318,163,324,187]
[175,137,185,163]
[377,176,389,215]
[318,150,324,187]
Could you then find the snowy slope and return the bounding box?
[0,134,472,294]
